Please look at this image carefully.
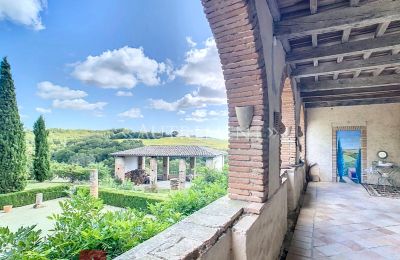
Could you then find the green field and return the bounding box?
[142,137,228,150]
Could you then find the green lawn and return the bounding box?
[141,137,228,150]
[25,180,69,190]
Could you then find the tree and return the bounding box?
[171,131,179,137]
[337,138,345,182]
[33,116,51,182]
[0,57,27,193]
[355,148,362,184]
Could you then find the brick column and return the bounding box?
[163,156,169,180]
[114,157,125,181]
[190,157,196,179]
[281,78,297,167]
[202,0,270,202]
[138,156,145,170]
[149,157,158,189]
[90,169,99,199]
[179,159,186,189]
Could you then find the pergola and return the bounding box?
[111,145,226,184]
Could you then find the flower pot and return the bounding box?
[235,106,254,131]
[3,205,12,213]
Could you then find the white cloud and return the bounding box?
[71,46,166,89]
[184,109,228,122]
[118,108,143,119]
[186,36,197,48]
[177,110,186,115]
[37,81,87,100]
[52,99,107,111]
[115,91,133,97]
[150,38,226,111]
[149,93,225,112]
[0,0,46,30]
[36,107,51,114]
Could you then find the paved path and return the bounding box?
[287,182,400,259]
[0,198,122,236]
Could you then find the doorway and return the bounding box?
[336,130,361,183]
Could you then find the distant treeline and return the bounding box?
[109,128,177,139]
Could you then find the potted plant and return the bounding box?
[3,205,13,213]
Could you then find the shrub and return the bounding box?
[51,162,89,183]
[0,185,69,208]
[76,187,165,212]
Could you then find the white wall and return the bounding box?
[306,103,400,181]
[124,156,139,172]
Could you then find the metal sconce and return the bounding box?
[235,105,254,131]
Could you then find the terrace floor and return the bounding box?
[287,182,400,259]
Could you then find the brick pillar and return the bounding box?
[281,78,297,167]
[163,156,169,180]
[190,157,196,179]
[138,156,145,170]
[202,0,269,202]
[34,193,43,208]
[114,157,125,181]
[90,169,99,199]
[149,157,158,188]
[179,159,186,189]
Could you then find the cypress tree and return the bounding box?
[33,115,51,182]
[0,57,27,193]
[337,138,345,182]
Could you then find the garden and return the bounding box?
[0,57,229,259]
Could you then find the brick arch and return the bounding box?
[280,78,297,167]
[202,0,270,202]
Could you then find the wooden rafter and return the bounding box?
[305,96,400,108]
[275,0,400,40]
[292,54,400,78]
[266,0,281,22]
[310,0,318,14]
[287,33,400,64]
[300,74,400,92]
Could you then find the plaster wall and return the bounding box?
[286,165,305,212]
[306,103,400,181]
[124,156,139,172]
[254,0,287,197]
[206,155,224,171]
[232,182,288,260]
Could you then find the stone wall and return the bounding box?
[285,165,305,212]
[115,182,289,260]
[306,103,400,181]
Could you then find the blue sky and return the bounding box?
[337,130,361,150]
[0,0,228,139]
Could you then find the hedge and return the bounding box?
[77,187,166,212]
[0,185,69,208]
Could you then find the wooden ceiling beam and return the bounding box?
[292,54,400,78]
[350,0,360,7]
[287,33,400,64]
[310,0,318,14]
[275,0,400,40]
[300,74,400,92]
[266,0,281,22]
[302,90,400,103]
[305,96,400,108]
[375,21,391,37]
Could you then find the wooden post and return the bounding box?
[90,169,99,198]
[179,159,186,189]
[163,156,169,181]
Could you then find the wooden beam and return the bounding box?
[292,54,400,78]
[305,96,400,108]
[300,74,400,92]
[353,69,361,78]
[310,0,318,14]
[392,48,400,55]
[342,28,351,43]
[301,85,400,97]
[333,72,339,80]
[275,0,400,40]
[350,0,360,7]
[303,91,400,103]
[286,33,400,64]
[266,0,281,22]
[363,51,372,60]
[281,38,291,52]
[375,21,390,37]
[312,34,318,47]
[373,67,385,77]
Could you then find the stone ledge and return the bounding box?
[114,196,247,260]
